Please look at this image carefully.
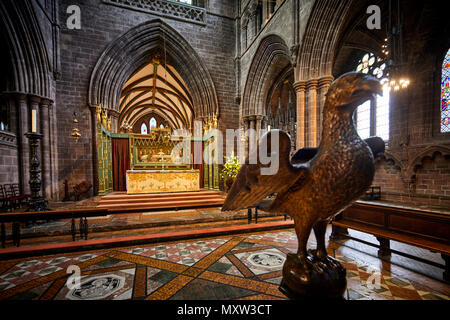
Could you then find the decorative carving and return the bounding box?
[102,0,206,25]
[0,131,16,147]
[223,73,385,299]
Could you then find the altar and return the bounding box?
[126,169,200,194]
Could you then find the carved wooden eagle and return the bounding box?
[222,72,385,268]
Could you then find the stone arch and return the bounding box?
[0,1,53,99]
[294,0,353,148]
[296,0,352,81]
[241,34,292,118]
[88,19,218,119]
[0,1,57,199]
[407,146,450,182]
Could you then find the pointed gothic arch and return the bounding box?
[242,34,292,118]
[0,1,53,99]
[88,19,218,119]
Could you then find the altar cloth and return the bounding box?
[126,170,200,194]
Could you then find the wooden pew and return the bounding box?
[0,208,109,248]
[330,201,450,282]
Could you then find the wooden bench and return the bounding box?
[0,208,109,248]
[330,201,450,282]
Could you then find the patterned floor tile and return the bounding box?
[170,278,257,300]
[234,248,286,275]
[0,229,448,300]
[54,269,135,300]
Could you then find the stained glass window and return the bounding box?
[355,52,390,141]
[441,49,450,133]
[141,123,148,135]
[150,117,157,129]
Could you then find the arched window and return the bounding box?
[441,49,450,133]
[149,117,157,129]
[140,123,148,135]
[355,53,390,141]
[159,124,165,129]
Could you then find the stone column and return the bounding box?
[306,79,319,147]
[248,115,256,154]
[48,102,58,199]
[293,81,306,149]
[90,105,99,196]
[40,98,52,199]
[317,76,334,142]
[255,115,264,141]
[242,116,249,160]
[16,94,30,194]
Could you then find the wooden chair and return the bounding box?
[11,183,31,207]
[0,185,11,211]
[3,184,21,210]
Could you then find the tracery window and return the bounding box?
[441,49,450,133]
[355,52,390,141]
[141,123,148,135]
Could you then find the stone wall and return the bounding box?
[0,132,19,188]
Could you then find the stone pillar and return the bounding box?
[90,105,99,196]
[294,81,306,149]
[306,79,319,147]
[242,116,249,160]
[317,76,334,143]
[255,115,263,141]
[40,98,52,199]
[248,115,256,153]
[48,102,58,199]
[16,94,30,195]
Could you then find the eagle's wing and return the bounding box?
[290,137,385,165]
[222,130,310,212]
[364,137,385,158]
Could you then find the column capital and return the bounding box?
[306,79,319,90]
[28,94,42,105]
[16,93,28,102]
[293,81,307,92]
[40,98,53,107]
[318,76,334,89]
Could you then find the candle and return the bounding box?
[31,109,37,133]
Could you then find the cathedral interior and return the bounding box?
[0,0,449,305]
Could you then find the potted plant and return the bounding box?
[220,153,241,192]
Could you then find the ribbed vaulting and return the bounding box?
[119,59,194,130]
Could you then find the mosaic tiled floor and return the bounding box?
[0,229,448,300]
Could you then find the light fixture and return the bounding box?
[383,0,410,91]
[121,121,133,133]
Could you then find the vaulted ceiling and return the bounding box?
[119,57,194,130]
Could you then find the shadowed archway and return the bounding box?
[89,19,218,120]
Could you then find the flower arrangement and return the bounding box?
[220,153,241,181]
